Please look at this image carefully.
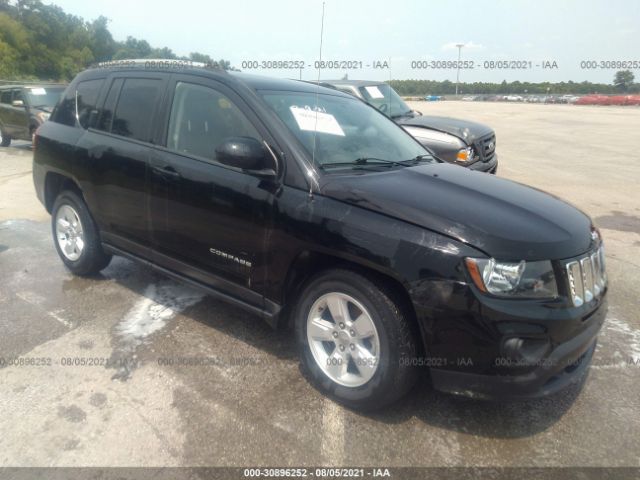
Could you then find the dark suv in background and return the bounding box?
[0,84,66,146]
[33,62,606,409]
[322,80,498,173]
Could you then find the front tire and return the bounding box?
[51,190,112,275]
[294,269,418,410]
[0,128,10,147]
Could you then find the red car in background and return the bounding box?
[575,95,608,105]
[575,94,640,106]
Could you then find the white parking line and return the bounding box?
[16,291,73,328]
[321,398,345,465]
[48,309,73,328]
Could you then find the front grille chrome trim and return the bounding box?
[566,246,606,307]
[580,257,594,302]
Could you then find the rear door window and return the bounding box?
[0,90,11,104]
[97,78,123,133]
[110,78,162,142]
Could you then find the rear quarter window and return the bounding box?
[53,79,105,128]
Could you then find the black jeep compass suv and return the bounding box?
[33,60,607,409]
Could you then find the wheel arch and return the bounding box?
[279,250,423,353]
[44,171,84,214]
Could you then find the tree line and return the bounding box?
[0,0,234,81]
[389,73,638,97]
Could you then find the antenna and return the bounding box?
[309,1,325,199]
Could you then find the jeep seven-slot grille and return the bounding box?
[478,134,496,162]
[566,246,607,307]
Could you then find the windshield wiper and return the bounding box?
[390,111,415,119]
[321,158,401,170]
[402,154,433,164]
[322,155,431,170]
[353,157,406,167]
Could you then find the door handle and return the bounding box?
[88,145,108,159]
[152,165,181,179]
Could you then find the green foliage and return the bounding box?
[613,70,635,92]
[0,0,236,81]
[189,52,213,64]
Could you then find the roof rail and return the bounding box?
[91,58,227,73]
[0,79,66,85]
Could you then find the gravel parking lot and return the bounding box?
[1,102,639,469]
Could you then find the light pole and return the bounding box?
[455,43,464,97]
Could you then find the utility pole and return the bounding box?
[455,43,464,97]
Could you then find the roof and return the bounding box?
[230,72,349,96]
[78,59,350,97]
[321,79,387,87]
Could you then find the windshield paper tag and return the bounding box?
[30,88,47,95]
[364,86,385,99]
[290,106,345,137]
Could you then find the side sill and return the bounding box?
[102,243,282,328]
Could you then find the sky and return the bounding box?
[46,0,640,83]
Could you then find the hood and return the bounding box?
[32,105,54,113]
[320,163,593,261]
[395,115,493,144]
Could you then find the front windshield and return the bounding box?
[357,84,412,118]
[260,91,430,169]
[25,87,65,109]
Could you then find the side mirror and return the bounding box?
[12,100,24,107]
[215,137,276,177]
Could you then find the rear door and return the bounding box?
[76,74,168,258]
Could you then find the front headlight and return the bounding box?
[465,258,558,299]
[456,146,475,163]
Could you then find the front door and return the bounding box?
[6,89,29,138]
[149,76,278,309]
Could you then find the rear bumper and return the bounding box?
[32,161,46,208]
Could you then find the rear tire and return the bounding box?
[51,190,112,275]
[294,269,418,410]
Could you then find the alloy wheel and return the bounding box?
[306,292,380,387]
[55,204,85,261]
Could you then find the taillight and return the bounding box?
[33,126,41,150]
